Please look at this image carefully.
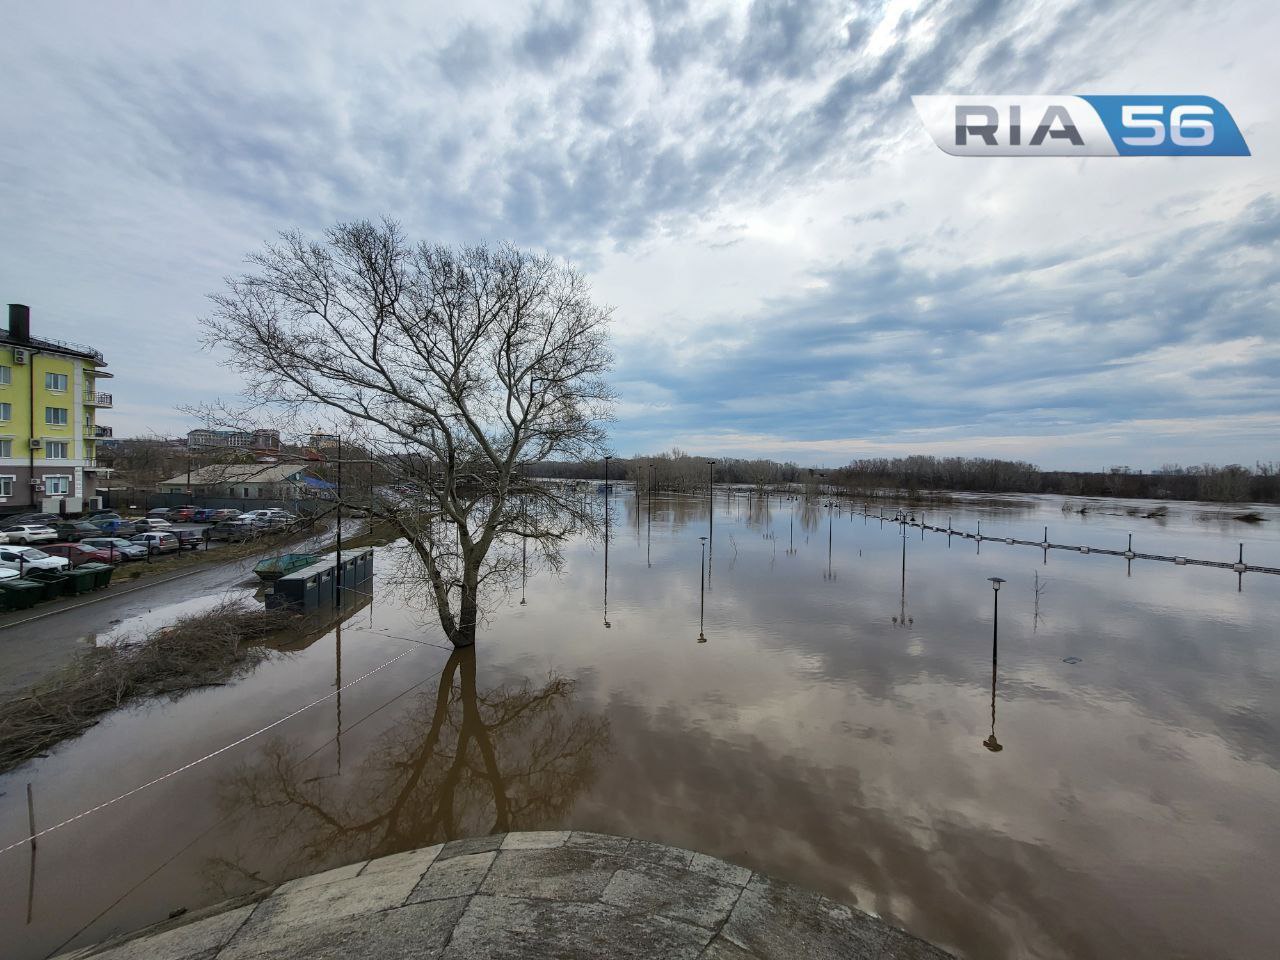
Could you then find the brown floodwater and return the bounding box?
[1,490,1278,959]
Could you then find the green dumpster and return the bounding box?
[60,567,98,596]
[77,562,115,590]
[0,579,43,611]
[21,571,66,602]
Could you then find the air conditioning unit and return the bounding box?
[12,347,29,364]
[28,438,42,449]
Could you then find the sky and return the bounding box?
[1,0,1277,471]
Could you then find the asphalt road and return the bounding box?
[0,520,362,699]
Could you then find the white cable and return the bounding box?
[0,647,416,857]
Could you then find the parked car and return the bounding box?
[81,536,149,561]
[0,568,18,582]
[146,507,172,518]
[53,521,104,542]
[209,508,242,522]
[192,508,216,522]
[0,545,70,572]
[5,512,62,527]
[131,531,180,554]
[85,510,120,520]
[168,506,198,522]
[1,524,58,545]
[131,517,173,532]
[92,518,138,536]
[209,519,260,541]
[43,542,116,567]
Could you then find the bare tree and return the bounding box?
[201,221,614,646]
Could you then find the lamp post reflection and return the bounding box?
[697,536,708,643]
[984,577,1005,752]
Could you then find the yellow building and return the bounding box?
[1,304,113,513]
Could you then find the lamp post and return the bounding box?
[985,577,1005,752]
[706,459,716,543]
[314,433,344,607]
[603,456,612,629]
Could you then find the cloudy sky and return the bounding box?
[1,0,1277,469]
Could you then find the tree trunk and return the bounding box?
[453,575,479,648]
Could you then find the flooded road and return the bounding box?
[1,491,1278,959]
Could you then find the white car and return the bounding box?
[1,524,58,545]
[0,546,71,572]
[0,567,18,581]
[130,517,173,532]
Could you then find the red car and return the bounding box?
[42,542,116,566]
[168,506,198,522]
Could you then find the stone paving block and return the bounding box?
[359,843,443,878]
[443,894,711,960]
[500,830,571,850]
[85,904,255,960]
[688,851,752,888]
[242,863,426,933]
[480,847,623,902]
[437,834,505,861]
[877,927,957,959]
[566,830,632,856]
[601,859,742,930]
[272,858,368,896]
[220,897,467,960]
[626,838,695,869]
[701,935,763,959]
[720,874,887,960]
[408,851,497,903]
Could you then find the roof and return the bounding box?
[159,463,309,487]
[1,331,106,365]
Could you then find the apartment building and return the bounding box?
[1,304,113,513]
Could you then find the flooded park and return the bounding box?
[1,487,1278,960]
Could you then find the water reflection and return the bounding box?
[212,647,609,883]
[3,493,1279,960]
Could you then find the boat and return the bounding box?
[253,553,320,582]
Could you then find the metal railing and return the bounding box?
[83,390,113,407]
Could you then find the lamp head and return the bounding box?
[988,577,1006,592]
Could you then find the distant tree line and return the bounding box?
[530,452,1280,503]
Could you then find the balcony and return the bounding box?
[83,390,113,407]
[84,424,113,438]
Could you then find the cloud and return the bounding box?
[0,0,1275,467]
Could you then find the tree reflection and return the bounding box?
[211,648,609,883]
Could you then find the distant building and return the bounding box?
[187,428,281,453]
[158,462,312,500]
[1,304,113,513]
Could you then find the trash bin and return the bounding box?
[77,562,115,590]
[21,571,66,601]
[0,579,43,610]
[60,567,98,596]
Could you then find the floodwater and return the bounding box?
[1,490,1278,960]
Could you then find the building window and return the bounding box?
[46,440,70,459]
[0,476,12,497]
[45,475,71,495]
[0,365,10,385]
[0,403,10,421]
[45,372,69,392]
[0,440,10,457]
[46,407,68,426]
